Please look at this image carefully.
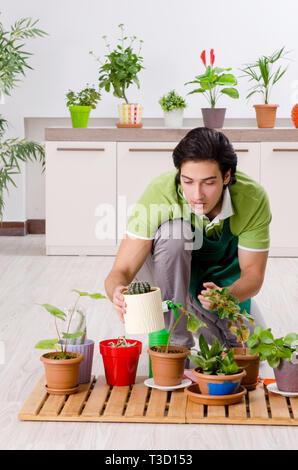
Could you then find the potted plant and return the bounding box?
[35,289,106,393]
[148,301,206,386]
[100,336,142,386]
[184,49,239,128]
[57,289,106,384]
[66,85,101,128]
[247,327,298,393]
[158,90,187,128]
[90,23,144,128]
[202,287,260,390]
[189,334,246,396]
[240,47,290,128]
[122,281,165,334]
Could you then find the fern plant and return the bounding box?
[0,16,47,220]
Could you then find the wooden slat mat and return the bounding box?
[18,376,298,425]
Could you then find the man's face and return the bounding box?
[180,160,231,217]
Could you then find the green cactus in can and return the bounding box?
[128,281,151,295]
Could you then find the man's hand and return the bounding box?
[112,285,128,324]
[197,282,222,311]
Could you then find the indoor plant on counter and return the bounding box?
[184,49,239,128]
[90,23,144,128]
[35,288,106,393]
[148,301,206,386]
[247,327,298,393]
[158,89,187,128]
[202,287,260,390]
[240,46,290,128]
[66,85,101,128]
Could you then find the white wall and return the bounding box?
[2,0,298,220]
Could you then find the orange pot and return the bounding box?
[291,104,298,128]
[148,345,189,386]
[232,348,260,391]
[253,104,278,128]
[40,352,84,395]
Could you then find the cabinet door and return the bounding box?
[232,142,260,182]
[260,142,298,254]
[117,142,177,242]
[46,141,116,254]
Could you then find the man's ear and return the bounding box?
[224,169,231,186]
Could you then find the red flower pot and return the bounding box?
[99,339,142,386]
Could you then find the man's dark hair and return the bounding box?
[173,127,237,188]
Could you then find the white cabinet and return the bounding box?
[260,142,298,256]
[117,142,176,242]
[46,141,117,255]
[232,143,260,182]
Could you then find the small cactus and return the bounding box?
[128,281,151,295]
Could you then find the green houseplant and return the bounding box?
[189,333,246,396]
[66,85,101,128]
[185,49,239,128]
[90,23,144,127]
[148,300,206,386]
[158,90,187,128]
[240,47,290,128]
[202,287,260,390]
[0,16,47,220]
[36,289,106,393]
[247,327,298,392]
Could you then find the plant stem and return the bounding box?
[64,295,80,354]
[166,311,185,353]
[122,86,129,104]
[54,317,63,352]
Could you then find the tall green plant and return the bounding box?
[90,24,144,104]
[240,47,290,104]
[0,16,47,220]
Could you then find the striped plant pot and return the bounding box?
[118,103,143,125]
[59,339,94,384]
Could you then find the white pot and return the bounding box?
[118,103,143,125]
[123,287,165,334]
[164,108,184,128]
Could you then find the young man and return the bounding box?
[105,127,271,349]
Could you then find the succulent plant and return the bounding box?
[128,281,151,295]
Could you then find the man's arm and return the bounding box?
[105,235,153,322]
[198,248,269,309]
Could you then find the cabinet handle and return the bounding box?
[234,149,249,152]
[129,148,174,152]
[57,147,105,151]
[273,148,298,152]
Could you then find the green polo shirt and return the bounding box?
[126,169,271,251]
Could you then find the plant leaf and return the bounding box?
[35,339,59,349]
[36,303,66,320]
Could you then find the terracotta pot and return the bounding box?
[291,104,298,128]
[40,352,84,395]
[148,345,189,386]
[192,367,246,396]
[201,108,226,129]
[253,104,278,128]
[273,356,298,392]
[232,348,260,391]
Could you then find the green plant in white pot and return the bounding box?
[66,85,101,128]
[158,90,187,128]
[90,23,144,128]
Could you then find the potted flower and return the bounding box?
[35,288,106,393]
[148,301,206,386]
[202,287,260,390]
[122,281,165,334]
[189,334,246,396]
[240,47,290,128]
[57,289,106,384]
[100,336,142,386]
[247,327,298,393]
[90,23,144,128]
[66,85,101,128]
[158,90,187,128]
[184,49,239,128]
